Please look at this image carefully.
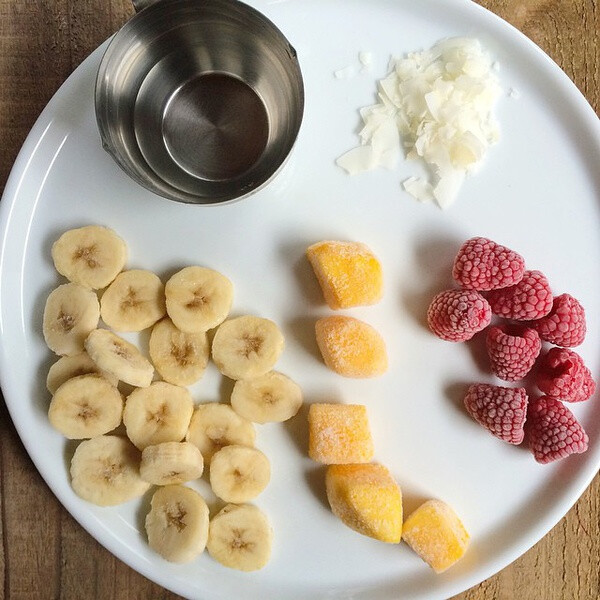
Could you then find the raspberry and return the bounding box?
[532,293,586,347]
[427,289,492,342]
[526,396,588,464]
[576,367,596,402]
[463,383,528,444]
[486,324,541,381]
[486,270,552,320]
[452,237,525,291]
[536,347,594,402]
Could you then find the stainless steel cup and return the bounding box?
[95,0,304,204]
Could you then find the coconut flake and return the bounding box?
[359,51,373,69]
[336,146,376,175]
[336,37,502,208]
[402,176,435,203]
[334,66,356,79]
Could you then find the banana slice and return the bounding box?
[51,225,127,290]
[186,403,255,463]
[148,317,209,386]
[207,503,273,571]
[48,373,123,439]
[124,381,194,450]
[140,441,204,485]
[70,435,151,506]
[211,316,285,380]
[165,266,233,333]
[100,269,166,332]
[145,485,210,563]
[230,371,303,423]
[43,283,100,356]
[46,352,118,394]
[84,329,154,387]
[210,445,270,503]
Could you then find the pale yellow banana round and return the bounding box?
[70,435,151,506]
[230,371,303,423]
[211,315,285,380]
[140,441,204,485]
[51,225,127,290]
[209,445,270,503]
[84,329,154,387]
[43,283,100,356]
[145,485,210,563]
[165,266,233,333]
[207,503,273,571]
[124,381,194,450]
[46,351,118,394]
[148,317,209,386]
[100,269,166,332]
[48,373,123,439]
[186,403,255,464]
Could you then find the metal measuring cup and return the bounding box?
[95,0,304,204]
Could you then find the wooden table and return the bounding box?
[1,1,598,598]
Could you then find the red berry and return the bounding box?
[464,383,528,444]
[576,367,596,402]
[536,347,594,402]
[452,237,526,291]
[526,396,588,464]
[486,270,553,320]
[532,293,586,347]
[427,289,492,342]
[486,324,541,381]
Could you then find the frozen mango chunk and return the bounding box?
[402,499,470,573]
[315,316,387,378]
[308,403,374,464]
[326,463,403,543]
[306,241,383,309]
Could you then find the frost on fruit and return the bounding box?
[306,240,383,309]
[308,403,374,464]
[326,463,402,543]
[315,316,387,378]
[402,499,470,573]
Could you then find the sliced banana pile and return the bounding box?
[41,225,303,572]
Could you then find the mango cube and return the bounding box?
[402,499,470,573]
[326,463,403,543]
[315,316,387,378]
[306,241,383,309]
[308,403,374,464]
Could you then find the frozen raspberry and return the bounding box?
[452,237,525,291]
[532,293,586,347]
[576,367,596,402]
[486,324,541,381]
[526,396,588,464]
[486,270,552,320]
[536,347,594,402]
[427,289,492,342]
[464,383,528,444]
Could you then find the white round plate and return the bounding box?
[1,1,599,598]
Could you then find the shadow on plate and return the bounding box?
[399,233,461,331]
[304,465,329,511]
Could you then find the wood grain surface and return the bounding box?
[1,1,598,599]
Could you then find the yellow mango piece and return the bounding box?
[402,499,470,573]
[306,241,383,309]
[308,403,374,464]
[315,315,387,378]
[326,463,403,543]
